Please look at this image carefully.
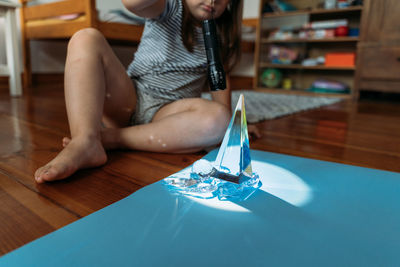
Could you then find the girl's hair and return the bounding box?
[182,0,243,73]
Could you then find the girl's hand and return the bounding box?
[248,124,261,140]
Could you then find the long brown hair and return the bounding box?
[181,0,243,73]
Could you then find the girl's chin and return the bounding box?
[192,8,214,20]
[194,13,213,22]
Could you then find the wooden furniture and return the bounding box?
[0,0,22,96]
[1,81,400,255]
[355,0,400,95]
[19,0,144,88]
[254,0,364,99]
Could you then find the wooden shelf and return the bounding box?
[262,6,363,18]
[259,63,355,71]
[255,1,363,99]
[261,37,359,43]
[254,88,352,99]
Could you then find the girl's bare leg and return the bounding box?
[64,97,231,152]
[35,29,136,183]
[101,98,231,153]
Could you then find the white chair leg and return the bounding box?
[5,8,22,96]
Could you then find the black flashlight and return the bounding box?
[202,19,226,91]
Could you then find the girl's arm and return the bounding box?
[210,76,232,113]
[122,0,166,18]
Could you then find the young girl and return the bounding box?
[35,0,253,183]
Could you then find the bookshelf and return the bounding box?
[254,0,364,98]
[261,36,359,43]
[259,63,355,71]
[260,5,363,17]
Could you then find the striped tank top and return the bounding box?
[126,0,208,101]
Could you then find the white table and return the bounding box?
[0,0,22,96]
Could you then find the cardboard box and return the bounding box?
[325,53,355,67]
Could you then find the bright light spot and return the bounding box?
[188,197,251,213]
[253,160,313,207]
[187,160,313,212]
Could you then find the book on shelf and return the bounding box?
[304,19,348,30]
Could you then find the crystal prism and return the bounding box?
[211,94,253,184]
[164,94,261,200]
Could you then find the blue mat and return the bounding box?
[1,149,399,266]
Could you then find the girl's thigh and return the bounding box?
[152,97,230,132]
[151,98,217,121]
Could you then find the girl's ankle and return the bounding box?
[101,128,120,150]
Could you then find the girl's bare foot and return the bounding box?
[35,137,107,183]
[62,137,71,147]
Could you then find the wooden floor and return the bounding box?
[1,83,400,256]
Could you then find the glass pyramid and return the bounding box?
[211,94,253,184]
[164,94,260,200]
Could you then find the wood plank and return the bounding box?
[25,18,89,39]
[241,40,255,53]
[252,132,400,172]
[1,73,66,88]
[230,76,254,90]
[242,18,258,28]
[23,1,86,21]
[252,101,400,172]
[0,114,143,216]
[98,22,143,43]
[0,85,69,132]
[0,76,8,93]
[0,171,78,255]
[0,104,188,217]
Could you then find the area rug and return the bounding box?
[201,90,342,123]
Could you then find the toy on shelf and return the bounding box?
[261,68,283,88]
[268,45,298,64]
[308,78,349,93]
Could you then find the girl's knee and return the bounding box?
[68,28,105,51]
[200,103,230,141]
